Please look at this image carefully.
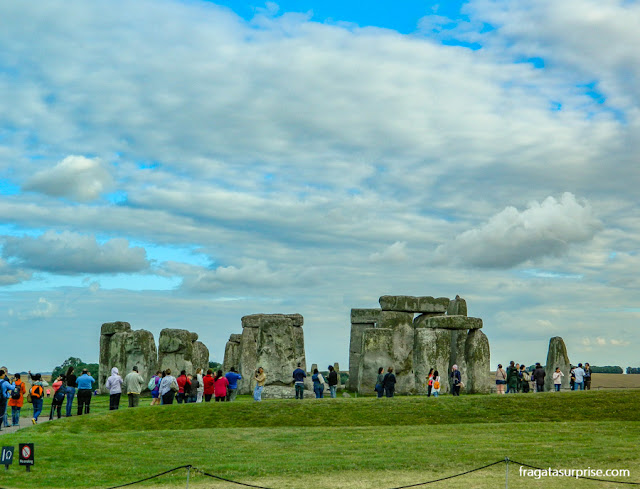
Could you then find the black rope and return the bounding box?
[104,464,193,489]
[510,460,640,486]
[381,459,505,489]
[194,467,277,489]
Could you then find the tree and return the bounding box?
[52,357,99,379]
[209,361,222,371]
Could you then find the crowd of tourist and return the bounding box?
[494,361,593,393]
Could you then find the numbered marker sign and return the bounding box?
[18,444,34,466]
[1,446,14,466]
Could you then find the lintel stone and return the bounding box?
[379,295,450,313]
[415,315,483,330]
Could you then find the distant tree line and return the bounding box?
[52,357,99,379]
[626,367,640,374]
[526,364,624,374]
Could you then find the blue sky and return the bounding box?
[0,0,639,373]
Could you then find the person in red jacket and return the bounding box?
[213,370,229,402]
[176,370,191,404]
[203,369,215,402]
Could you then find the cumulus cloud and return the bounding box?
[369,241,407,264]
[17,297,58,320]
[23,155,114,201]
[434,193,602,268]
[2,231,149,274]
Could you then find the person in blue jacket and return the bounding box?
[293,363,306,399]
[0,369,16,431]
[225,367,242,402]
[75,368,96,415]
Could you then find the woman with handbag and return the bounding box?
[495,364,507,394]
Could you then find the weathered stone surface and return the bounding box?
[545,336,571,391]
[414,328,452,394]
[223,334,242,373]
[447,295,468,316]
[351,308,381,324]
[348,322,372,390]
[464,329,491,393]
[228,313,309,395]
[158,329,209,376]
[242,313,303,328]
[261,385,315,399]
[357,328,393,394]
[379,295,450,313]
[99,324,156,393]
[415,315,482,330]
[450,329,468,389]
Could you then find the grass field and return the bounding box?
[1,390,639,489]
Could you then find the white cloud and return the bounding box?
[23,155,114,201]
[434,193,601,268]
[369,241,407,263]
[17,297,58,320]
[2,231,149,274]
[0,258,32,285]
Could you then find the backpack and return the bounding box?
[148,377,157,391]
[30,384,43,400]
[11,383,21,400]
[433,380,440,390]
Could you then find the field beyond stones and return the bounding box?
[1,390,639,489]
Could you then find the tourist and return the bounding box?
[149,370,162,406]
[124,366,145,407]
[186,374,198,403]
[426,368,434,397]
[225,367,242,402]
[203,369,215,402]
[584,363,592,390]
[533,363,546,392]
[195,368,204,403]
[28,371,48,424]
[573,363,586,391]
[569,366,576,390]
[76,368,95,414]
[506,361,518,394]
[383,367,396,398]
[451,365,462,396]
[293,363,306,399]
[159,369,178,404]
[254,367,266,401]
[327,365,338,398]
[431,370,441,397]
[519,365,530,393]
[0,370,14,429]
[312,368,325,398]
[495,364,507,394]
[214,369,229,402]
[375,367,385,398]
[105,367,124,410]
[552,367,564,391]
[176,370,190,404]
[49,374,67,420]
[65,366,77,417]
[8,373,25,427]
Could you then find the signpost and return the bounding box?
[1,446,15,471]
[18,443,34,472]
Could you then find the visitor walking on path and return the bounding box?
[254,367,266,401]
[8,373,26,427]
[327,365,338,398]
[495,364,507,394]
[49,375,67,420]
[28,372,48,424]
[124,366,145,407]
[293,363,306,399]
[76,368,95,414]
[450,365,462,396]
[0,369,14,429]
[105,367,124,410]
[383,367,396,398]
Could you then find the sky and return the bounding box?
[1,0,639,373]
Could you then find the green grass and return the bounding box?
[1,390,639,489]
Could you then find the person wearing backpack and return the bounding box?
[149,370,162,406]
[8,373,26,427]
[431,370,441,397]
[49,375,67,420]
[0,369,16,431]
[28,372,48,424]
[76,368,95,415]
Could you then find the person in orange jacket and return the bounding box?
[8,373,27,427]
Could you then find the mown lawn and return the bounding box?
[1,390,638,489]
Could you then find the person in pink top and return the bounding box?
[213,370,229,402]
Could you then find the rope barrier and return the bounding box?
[1,458,639,489]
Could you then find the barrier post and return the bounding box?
[186,465,191,489]
[505,457,509,489]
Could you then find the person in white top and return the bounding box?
[431,371,441,398]
[196,368,204,403]
[552,367,564,392]
[573,363,586,390]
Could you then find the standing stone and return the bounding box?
[379,311,416,394]
[349,308,381,391]
[413,327,452,394]
[99,322,157,393]
[449,329,469,390]
[223,334,242,373]
[357,328,393,394]
[158,329,209,376]
[545,336,571,391]
[446,295,468,316]
[464,329,491,393]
